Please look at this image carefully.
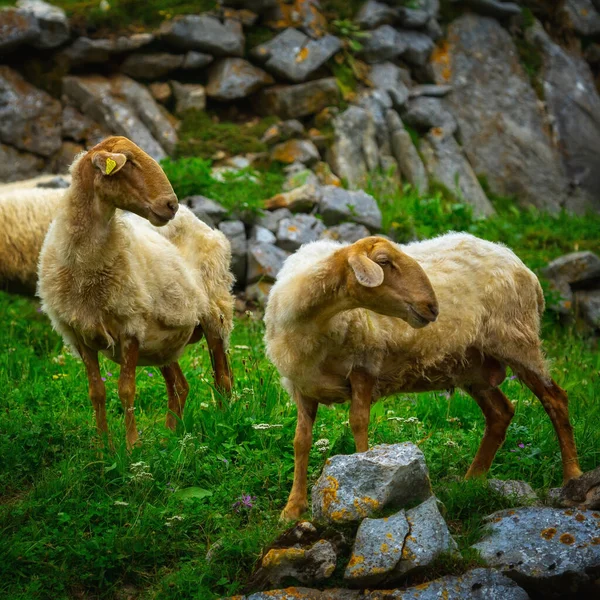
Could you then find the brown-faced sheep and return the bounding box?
[38,137,234,448]
[265,234,592,520]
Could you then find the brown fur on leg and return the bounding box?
[206,332,233,399]
[119,337,140,450]
[349,371,374,453]
[79,342,110,445]
[281,392,318,521]
[161,362,190,431]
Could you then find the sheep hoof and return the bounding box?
[559,466,600,510]
[280,503,307,522]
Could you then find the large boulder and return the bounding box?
[433,14,568,212]
[473,507,600,598]
[158,15,244,56]
[319,186,382,231]
[326,106,379,189]
[256,78,340,119]
[206,58,273,101]
[0,7,39,55]
[247,242,290,283]
[252,28,341,83]
[276,214,326,252]
[62,75,175,161]
[321,223,371,243]
[358,25,407,63]
[356,0,399,29]
[368,63,410,109]
[529,22,600,213]
[562,0,600,36]
[0,66,61,157]
[15,0,69,49]
[171,81,206,114]
[419,129,494,217]
[401,96,457,136]
[312,443,431,524]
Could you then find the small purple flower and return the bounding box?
[107,372,113,378]
[101,377,107,382]
[232,494,256,512]
[36,307,43,313]
[147,372,154,378]
[509,375,518,381]
[518,442,525,449]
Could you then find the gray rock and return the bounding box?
[219,220,247,285]
[258,539,337,586]
[261,119,305,145]
[409,84,453,98]
[558,465,600,509]
[159,14,244,57]
[262,0,326,39]
[50,140,83,174]
[256,207,293,232]
[396,496,458,575]
[250,225,277,244]
[402,96,457,136]
[419,130,494,217]
[171,81,206,114]
[387,110,429,193]
[563,0,600,35]
[473,507,600,598]
[436,14,568,213]
[243,588,359,600]
[321,222,371,243]
[15,0,69,49]
[62,75,169,161]
[489,480,539,504]
[182,51,213,70]
[149,82,172,105]
[355,0,399,29]
[358,25,407,63]
[345,510,410,584]
[0,66,61,157]
[61,105,96,143]
[247,242,290,283]
[326,106,379,189]
[276,214,326,251]
[265,183,321,212]
[206,58,273,101]
[61,34,154,65]
[464,0,522,18]
[222,0,277,12]
[271,139,320,165]
[120,53,185,79]
[364,568,530,599]
[114,76,178,155]
[400,30,434,67]
[319,186,382,231]
[0,142,45,182]
[358,89,393,157]
[256,78,340,119]
[36,175,69,189]
[184,195,228,226]
[529,22,600,213]
[0,7,39,55]
[253,28,342,83]
[576,290,600,330]
[369,63,410,108]
[312,443,432,524]
[283,168,320,192]
[245,280,273,307]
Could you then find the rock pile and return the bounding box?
[1,0,599,215]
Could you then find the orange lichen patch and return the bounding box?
[287,225,298,233]
[507,510,516,516]
[564,509,574,516]
[320,474,338,511]
[592,512,600,519]
[559,533,576,545]
[380,543,390,553]
[295,47,310,63]
[347,554,364,568]
[575,513,586,522]
[430,40,451,82]
[271,141,308,164]
[402,545,416,560]
[415,582,431,590]
[261,547,305,568]
[591,537,600,545]
[442,589,450,600]
[386,532,393,539]
[541,527,557,540]
[353,496,381,517]
[491,517,503,523]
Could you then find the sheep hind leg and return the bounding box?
[464,386,515,479]
[205,330,233,400]
[281,392,318,522]
[516,368,582,483]
[79,344,110,447]
[118,337,140,451]
[160,362,190,431]
[349,371,375,453]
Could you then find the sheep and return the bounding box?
[38,136,234,448]
[0,188,63,295]
[265,233,591,520]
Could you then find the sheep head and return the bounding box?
[343,237,439,329]
[74,136,178,227]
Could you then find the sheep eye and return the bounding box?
[376,257,389,266]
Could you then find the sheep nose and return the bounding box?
[428,303,439,319]
[166,199,178,213]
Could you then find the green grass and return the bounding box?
[2,169,600,598]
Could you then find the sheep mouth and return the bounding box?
[408,306,433,328]
[148,208,173,226]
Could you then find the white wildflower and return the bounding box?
[444,440,458,448]
[234,345,250,350]
[113,500,129,506]
[387,416,421,425]
[165,515,185,527]
[200,402,210,409]
[315,438,330,453]
[129,461,153,482]
[178,433,194,449]
[252,423,283,430]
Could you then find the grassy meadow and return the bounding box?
[1,169,600,599]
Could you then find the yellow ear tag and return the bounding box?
[105,157,117,175]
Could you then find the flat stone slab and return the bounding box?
[312,443,431,524]
[206,58,273,101]
[472,507,600,598]
[276,214,326,252]
[319,186,382,231]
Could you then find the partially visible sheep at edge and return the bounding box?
[0,188,63,295]
[38,136,234,449]
[265,233,593,521]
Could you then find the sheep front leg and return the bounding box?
[160,361,190,431]
[79,343,109,443]
[349,371,375,453]
[281,392,318,521]
[205,331,233,397]
[119,337,140,450]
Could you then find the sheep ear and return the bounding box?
[92,151,127,176]
[348,254,384,288]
